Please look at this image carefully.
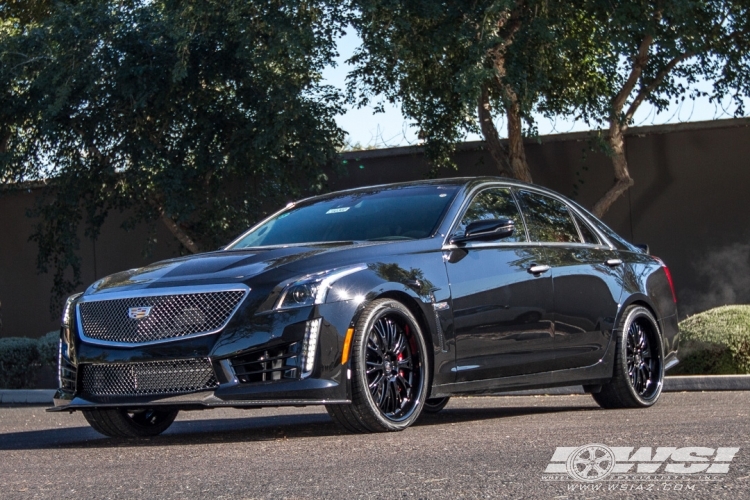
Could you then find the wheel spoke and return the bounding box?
[392,333,405,356]
[374,320,388,349]
[634,366,641,392]
[366,365,383,375]
[388,320,398,352]
[383,381,394,412]
[367,337,384,357]
[369,372,384,390]
[396,373,412,390]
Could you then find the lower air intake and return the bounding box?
[80,358,218,397]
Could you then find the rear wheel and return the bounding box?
[83,408,179,438]
[327,299,429,432]
[592,305,664,409]
[423,397,450,414]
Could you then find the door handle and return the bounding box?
[606,259,623,267]
[528,264,551,274]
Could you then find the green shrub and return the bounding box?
[0,331,60,389]
[37,331,60,370]
[0,337,41,389]
[672,305,750,375]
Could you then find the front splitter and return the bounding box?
[47,390,350,412]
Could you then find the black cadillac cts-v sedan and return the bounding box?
[50,177,679,436]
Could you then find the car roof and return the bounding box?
[295,176,541,205]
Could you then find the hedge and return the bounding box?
[0,331,59,389]
[672,305,750,375]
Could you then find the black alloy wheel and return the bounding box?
[365,314,419,419]
[626,319,657,398]
[326,298,428,432]
[592,305,664,409]
[83,408,179,438]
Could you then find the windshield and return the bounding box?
[229,185,460,248]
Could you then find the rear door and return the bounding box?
[513,189,623,371]
[446,187,555,382]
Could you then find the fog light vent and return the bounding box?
[230,343,299,383]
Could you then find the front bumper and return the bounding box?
[50,300,359,412]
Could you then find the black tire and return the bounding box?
[423,397,450,414]
[83,408,179,438]
[326,298,429,432]
[592,305,664,409]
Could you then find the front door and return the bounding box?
[446,187,555,382]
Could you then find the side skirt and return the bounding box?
[430,341,615,398]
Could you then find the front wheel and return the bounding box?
[592,305,664,409]
[327,299,429,432]
[83,408,179,438]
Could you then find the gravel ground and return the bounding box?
[1,391,748,499]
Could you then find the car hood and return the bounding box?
[85,242,372,296]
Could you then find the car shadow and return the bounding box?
[0,403,598,451]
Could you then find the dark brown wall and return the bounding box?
[0,191,181,338]
[1,118,748,338]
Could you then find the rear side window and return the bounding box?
[573,213,600,245]
[454,187,527,242]
[514,190,581,243]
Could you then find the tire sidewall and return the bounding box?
[353,299,429,431]
[423,397,450,414]
[619,306,664,406]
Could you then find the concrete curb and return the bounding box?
[0,389,56,405]
[496,375,750,396]
[1,376,749,405]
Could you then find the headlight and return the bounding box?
[274,265,367,310]
[61,292,83,327]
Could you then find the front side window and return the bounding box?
[454,187,527,242]
[229,185,460,248]
[514,190,581,243]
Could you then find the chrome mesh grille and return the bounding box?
[80,358,218,397]
[78,290,246,344]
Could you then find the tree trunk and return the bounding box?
[159,212,200,254]
[504,88,533,183]
[591,120,634,218]
[590,34,656,218]
[478,87,512,177]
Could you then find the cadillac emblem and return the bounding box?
[128,306,153,320]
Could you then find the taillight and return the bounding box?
[654,257,677,303]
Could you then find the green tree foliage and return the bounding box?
[348,0,750,216]
[564,0,750,216]
[0,1,347,313]
[348,0,595,182]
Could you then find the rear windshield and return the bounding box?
[229,185,460,248]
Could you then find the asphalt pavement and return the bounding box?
[1,392,748,499]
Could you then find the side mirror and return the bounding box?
[451,218,515,245]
